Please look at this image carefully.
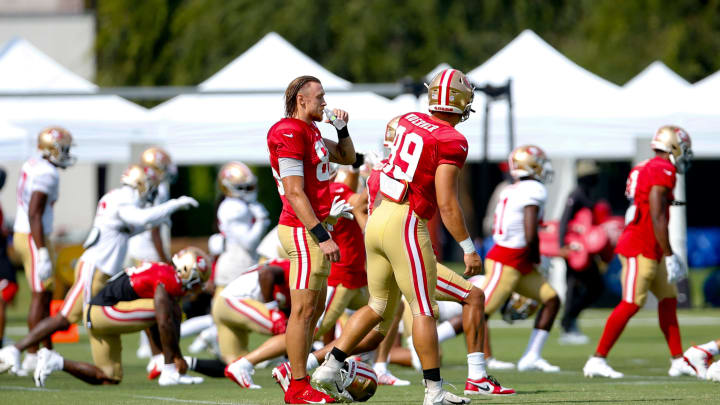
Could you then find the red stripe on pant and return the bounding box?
[404,210,433,317]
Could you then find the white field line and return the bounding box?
[488,315,720,328]
[130,395,251,405]
[0,385,60,392]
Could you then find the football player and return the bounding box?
[312,68,483,405]
[584,125,694,379]
[481,145,561,372]
[0,165,198,374]
[11,127,75,375]
[267,75,356,404]
[32,247,210,387]
[684,338,720,380]
[0,166,17,349]
[215,259,291,387]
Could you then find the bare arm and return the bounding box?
[324,137,356,165]
[348,192,368,230]
[339,169,360,191]
[151,227,170,263]
[258,266,284,303]
[28,191,48,248]
[435,164,481,276]
[524,205,540,263]
[154,283,184,369]
[649,185,673,256]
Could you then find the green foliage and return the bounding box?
[93,0,720,88]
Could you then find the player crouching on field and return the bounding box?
[33,247,211,387]
[481,145,562,372]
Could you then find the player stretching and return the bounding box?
[11,127,75,375]
[313,68,485,405]
[267,75,356,403]
[482,145,561,372]
[0,166,198,374]
[33,248,210,387]
[584,125,693,378]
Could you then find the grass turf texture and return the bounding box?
[2,280,719,404]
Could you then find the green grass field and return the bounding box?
[2,284,719,404]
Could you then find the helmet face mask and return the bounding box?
[651,125,693,174]
[171,247,210,290]
[38,127,76,169]
[427,68,475,123]
[509,145,553,184]
[218,162,257,201]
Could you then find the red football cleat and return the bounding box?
[464,375,515,396]
[272,361,292,393]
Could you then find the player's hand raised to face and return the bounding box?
[463,251,482,277]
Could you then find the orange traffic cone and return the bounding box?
[49,300,79,343]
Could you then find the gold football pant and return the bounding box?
[481,258,557,315]
[212,296,274,363]
[85,299,156,381]
[365,201,439,335]
[58,261,110,323]
[619,254,676,306]
[278,225,330,291]
[315,285,369,337]
[14,232,55,292]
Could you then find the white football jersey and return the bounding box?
[80,186,144,276]
[220,269,262,302]
[127,181,171,262]
[215,197,264,286]
[491,180,546,249]
[218,197,254,248]
[13,156,59,234]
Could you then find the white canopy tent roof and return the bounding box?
[0,121,29,162]
[0,38,151,163]
[154,32,394,164]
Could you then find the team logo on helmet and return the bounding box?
[651,125,693,174]
[140,147,177,182]
[172,247,211,289]
[508,145,553,183]
[427,68,475,122]
[218,161,258,201]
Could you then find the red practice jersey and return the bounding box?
[381,113,468,220]
[328,182,367,289]
[616,156,676,261]
[267,118,332,227]
[128,262,185,299]
[266,258,292,306]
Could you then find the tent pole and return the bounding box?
[506,78,514,153]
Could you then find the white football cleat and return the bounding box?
[33,348,63,387]
[136,340,152,359]
[158,369,204,386]
[310,354,352,402]
[517,356,560,372]
[376,370,410,386]
[706,360,720,382]
[583,356,623,379]
[423,379,471,405]
[16,352,38,376]
[146,354,164,379]
[558,331,590,345]
[0,345,21,374]
[668,356,696,377]
[683,346,713,379]
[224,359,260,389]
[487,357,515,370]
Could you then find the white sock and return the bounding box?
[425,379,442,391]
[523,329,549,359]
[237,357,253,370]
[25,352,37,361]
[306,354,320,371]
[181,315,215,337]
[700,341,720,356]
[139,331,149,346]
[326,353,344,371]
[163,363,177,374]
[437,321,457,342]
[373,362,388,375]
[467,352,487,379]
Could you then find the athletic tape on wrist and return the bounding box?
[459,237,475,254]
[310,223,331,243]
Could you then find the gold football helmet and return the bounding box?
[140,147,177,182]
[509,145,553,183]
[171,247,210,289]
[651,125,693,174]
[218,161,257,201]
[38,126,75,168]
[384,115,402,149]
[341,359,378,402]
[501,292,540,324]
[427,68,475,122]
[122,164,160,202]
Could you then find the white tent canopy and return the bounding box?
[0,120,28,161]
[0,37,151,163]
[154,32,394,164]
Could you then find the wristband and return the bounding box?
[337,127,349,139]
[309,223,331,243]
[459,237,475,254]
[351,153,365,169]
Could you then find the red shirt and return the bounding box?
[616,157,676,260]
[128,262,185,299]
[267,118,332,227]
[381,113,468,220]
[328,182,367,289]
